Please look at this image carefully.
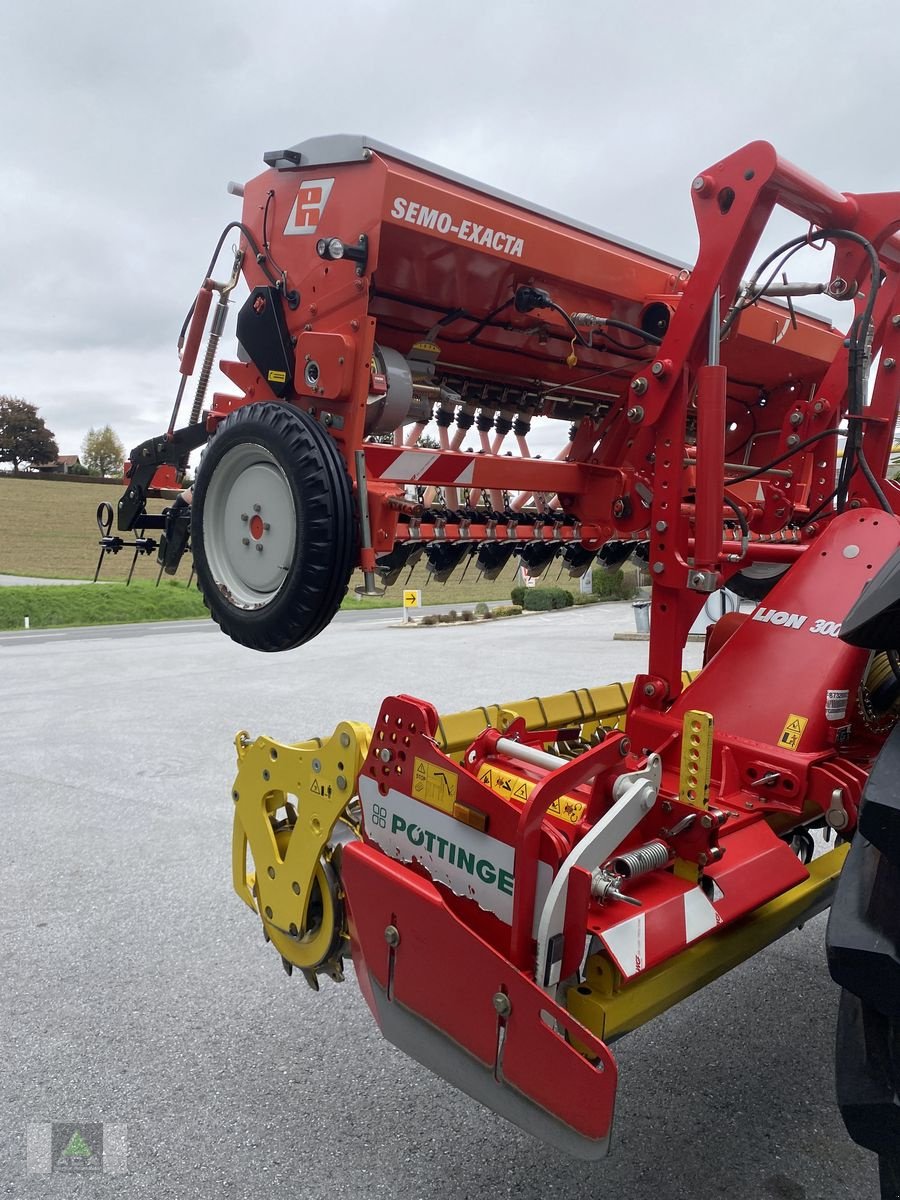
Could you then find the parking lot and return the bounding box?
[2,605,876,1198]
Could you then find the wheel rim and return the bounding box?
[202,442,297,609]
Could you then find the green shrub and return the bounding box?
[461,610,475,622]
[510,585,525,607]
[573,592,601,606]
[474,601,490,616]
[522,586,574,612]
[492,605,523,618]
[481,608,495,619]
[591,567,637,601]
[420,614,439,626]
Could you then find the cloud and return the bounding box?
[3,0,899,460]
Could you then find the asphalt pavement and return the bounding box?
[2,606,877,1198]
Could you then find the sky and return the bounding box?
[3,0,900,462]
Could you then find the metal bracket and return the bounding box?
[535,754,662,991]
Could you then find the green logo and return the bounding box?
[52,1122,103,1172]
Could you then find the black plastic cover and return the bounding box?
[235,287,295,399]
[840,546,900,649]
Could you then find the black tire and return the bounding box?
[192,402,356,652]
[726,563,789,602]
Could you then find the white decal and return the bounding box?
[390,195,525,258]
[379,450,439,482]
[601,912,646,977]
[283,177,335,235]
[752,607,808,629]
[809,618,842,638]
[826,688,850,721]
[359,780,550,929]
[683,886,722,941]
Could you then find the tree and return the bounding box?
[82,425,125,478]
[0,396,58,473]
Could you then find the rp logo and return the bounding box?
[283,177,335,235]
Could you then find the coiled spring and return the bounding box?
[611,839,671,879]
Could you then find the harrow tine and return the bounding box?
[126,546,140,586]
[92,550,105,584]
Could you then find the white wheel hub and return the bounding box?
[203,442,297,609]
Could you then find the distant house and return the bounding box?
[36,455,85,475]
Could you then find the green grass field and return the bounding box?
[0,474,590,605]
[0,474,640,630]
[0,580,208,631]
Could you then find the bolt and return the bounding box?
[692,176,706,193]
[256,543,264,552]
[340,732,351,748]
[311,758,321,773]
[242,537,250,546]
[263,522,271,531]
[652,561,665,574]
[700,813,713,829]
[886,358,896,370]
[744,799,754,809]
[813,400,826,414]
[643,683,656,697]
[619,738,631,756]
[893,314,900,328]
[379,748,392,763]
[267,866,276,879]
[789,411,803,426]
[253,504,261,513]
[698,853,709,867]
[786,434,800,447]
[492,992,511,1017]
[336,775,347,790]
[292,881,301,895]
[384,924,400,947]
[241,512,249,522]
[655,520,668,533]
[651,360,665,377]
[661,800,673,813]
[612,498,626,518]
[691,572,705,586]
[630,377,648,397]
[626,406,644,425]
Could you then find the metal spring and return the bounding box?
[611,839,671,879]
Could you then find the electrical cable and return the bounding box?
[723,493,750,540]
[178,221,280,346]
[261,189,290,286]
[727,426,841,483]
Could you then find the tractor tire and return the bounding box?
[191,402,355,652]
[726,563,789,602]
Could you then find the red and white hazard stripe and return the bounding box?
[376,448,476,486]
[599,885,722,979]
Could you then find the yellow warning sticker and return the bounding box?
[778,713,809,751]
[267,369,287,383]
[412,757,458,813]
[477,765,585,824]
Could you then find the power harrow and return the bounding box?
[110,136,900,1184]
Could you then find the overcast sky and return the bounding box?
[3,0,900,460]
